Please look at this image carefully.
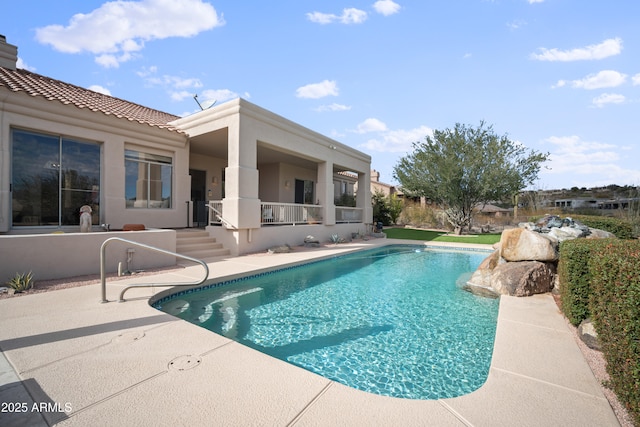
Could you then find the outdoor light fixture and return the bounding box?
[284,180,291,189]
[211,176,218,186]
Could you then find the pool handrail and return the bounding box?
[100,237,209,303]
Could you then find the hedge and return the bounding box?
[570,214,634,239]
[559,238,640,425]
[557,239,606,326]
[588,240,640,426]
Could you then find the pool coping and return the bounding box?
[0,239,620,426]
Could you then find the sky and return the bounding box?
[2,0,640,191]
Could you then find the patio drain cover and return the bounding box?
[168,355,202,371]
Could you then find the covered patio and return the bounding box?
[175,99,372,255]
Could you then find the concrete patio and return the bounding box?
[0,239,620,426]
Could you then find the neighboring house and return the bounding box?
[553,198,598,210]
[369,169,397,197]
[0,36,372,280]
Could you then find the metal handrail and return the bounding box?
[100,237,209,303]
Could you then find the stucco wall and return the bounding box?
[0,229,176,281]
[0,93,190,233]
[207,223,368,256]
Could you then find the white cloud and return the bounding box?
[592,93,625,108]
[633,73,640,86]
[315,103,351,112]
[555,70,627,90]
[16,57,36,71]
[530,37,622,61]
[528,0,544,3]
[358,123,433,153]
[507,20,526,30]
[87,85,112,96]
[373,1,401,16]
[35,0,224,68]
[355,118,388,134]
[200,89,238,104]
[307,8,368,24]
[543,135,623,179]
[296,80,339,99]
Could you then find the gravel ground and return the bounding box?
[1,268,634,426]
[553,295,634,427]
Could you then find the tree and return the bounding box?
[393,122,549,234]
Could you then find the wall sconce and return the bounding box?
[284,180,291,190]
[211,176,218,186]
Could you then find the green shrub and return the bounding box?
[558,239,610,326]
[570,214,634,239]
[6,271,34,293]
[588,240,640,425]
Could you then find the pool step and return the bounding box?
[175,229,230,262]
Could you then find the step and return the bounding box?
[177,236,218,246]
[177,241,224,252]
[177,247,230,260]
[174,229,230,260]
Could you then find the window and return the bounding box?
[125,149,172,208]
[11,129,101,227]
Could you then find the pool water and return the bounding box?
[154,245,499,400]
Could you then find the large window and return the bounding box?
[11,129,101,227]
[125,149,172,208]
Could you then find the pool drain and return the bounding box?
[168,355,202,371]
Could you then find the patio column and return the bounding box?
[317,161,335,225]
[223,119,261,229]
[357,170,373,224]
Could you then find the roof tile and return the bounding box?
[0,66,182,133]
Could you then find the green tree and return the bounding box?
[388,193,403,225]
[393,122,549,234]
[372,190,391,225]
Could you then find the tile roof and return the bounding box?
[0,66,182,133]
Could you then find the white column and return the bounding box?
[357,170,373,224]
[317,161,335,225]
[222,117,261,229]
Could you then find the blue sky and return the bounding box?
[3,0,640,190]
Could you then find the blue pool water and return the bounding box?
[153,245,499,400]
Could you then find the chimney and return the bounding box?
[0,35,18,70]
[371,169,380,182]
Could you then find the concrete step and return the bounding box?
[177,242,224,253]
[177,247,230,260]
[174,229,230,260]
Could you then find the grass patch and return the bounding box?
[382,227,501,245]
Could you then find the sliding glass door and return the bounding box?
[11,129,100,228]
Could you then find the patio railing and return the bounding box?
[335,206,363,223]
[261,202,323,225]
[209,200,369,226]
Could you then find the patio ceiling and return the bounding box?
[189,129,353,172]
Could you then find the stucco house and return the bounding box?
[0,36,372,280]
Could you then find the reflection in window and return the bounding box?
[11,129,100,227]
[125,150,172,208]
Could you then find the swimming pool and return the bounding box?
[153,245,499,400]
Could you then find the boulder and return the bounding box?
[267,244,291,254]
[586,228,617,239]
[548,226,584,242]
[491,261,556,296]
[303,235,321,248]
[467,250,501,288]
[578,318,601,351]
[462,283,499,299]
[500,228,558,262]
